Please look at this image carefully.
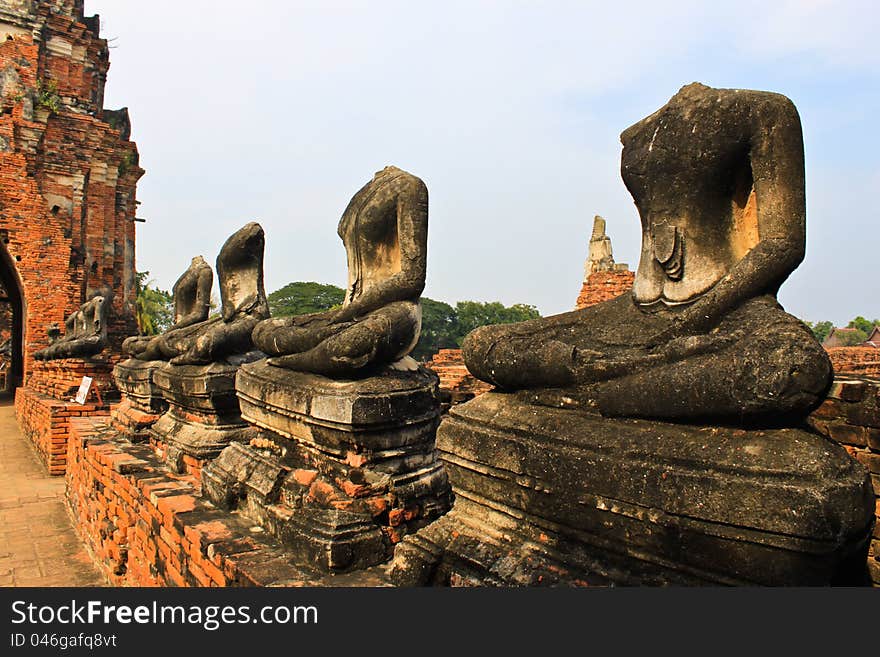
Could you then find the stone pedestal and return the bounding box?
[202,359,453,572]
[150,358,258,473]
[110,358,167,442]
[390,392,875,586]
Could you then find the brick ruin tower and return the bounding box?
[575,215,634,309]
[0,0,142,389]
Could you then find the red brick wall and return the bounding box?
[0,2,143,382]
[15,385,110,475]
[575,270,635,309]
[826,347,880,377]
[807,377,880,586]
[66,417,383,586]
[425,348,492,410]
[27,357,118,400]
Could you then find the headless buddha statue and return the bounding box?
[463,83,832,424]
[34,287,112,360]
[123,255,213,358]
[136,222,269,365]
[252,165,427,377]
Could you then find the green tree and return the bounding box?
[837,328,869,346]
[454,300,541,345]
[134,272,173,335]
[263,282,542,362]
[412,297,459,360]
[847,316,880,335]
[268,281,345,317]
[804,320,833,344]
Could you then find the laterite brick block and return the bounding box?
[65,418,390,587]
[808,376,880,586]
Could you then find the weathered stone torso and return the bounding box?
[622,84,762,306]
[171,256,212,327]
[339,167,420,308]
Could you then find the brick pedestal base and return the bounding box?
[14,386,110,475]
[109,398,163,443]
[28,357,119,402]
[150,361,257,475]
[65,417,389,586]
[808,376,880,586]
[203,360,453,573]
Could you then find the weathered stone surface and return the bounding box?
[583,215,629,277]
[236,358,441,454]
[33,288,112,360]
[280,509,387,572]
[393,84,874,587]
[391,393,874,586]
[807,376,880,586]
[123,255,213,358]
[141,224,270,468]
[463,83,831,424]
[113,358,165,414]
[252,166,427,376]
[150,357,260,470]
[138,223,269,365]
[204,168,451,571]
[202,359,453,571]
[154,360,245,415]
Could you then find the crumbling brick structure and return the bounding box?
[808,377,880,586]
[575,215,634,309]
[576,270,635,309]
[424,348,491,411]
[0,0,143,387]
[826,347,880,378]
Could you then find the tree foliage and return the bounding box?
[847,316,879,335]
[134,271,173,336]
[804,317,879,345]
[266,282,542,362]
[411,298,459,360]
[268,281,345,317]
[414,299,540,360]
[454,301,541,341]
[804,320,834,344]
[836,328,869,346]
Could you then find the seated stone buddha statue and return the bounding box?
[252,165,427,376]
[34,287,112,360]
[122,255,213,358]
[463,83,832,424]
[135,222,270,365]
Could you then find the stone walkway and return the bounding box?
[0,396,105,586]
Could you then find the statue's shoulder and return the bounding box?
[699,85,800,127]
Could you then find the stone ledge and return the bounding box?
[392,392,875,586]
[113,358,166,414]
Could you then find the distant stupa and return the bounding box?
[576,216,633,309]
[583,215,629,279]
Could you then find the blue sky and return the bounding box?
[88,0,879,325]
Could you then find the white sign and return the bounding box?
[74,376,92,405]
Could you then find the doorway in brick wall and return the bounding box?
[0,241,23,393]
